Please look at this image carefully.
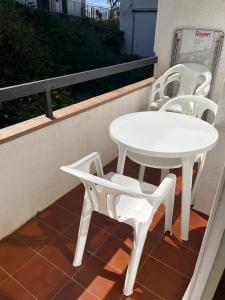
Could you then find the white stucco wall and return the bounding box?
[154,0,225,103]
[120,0,158,57]
[193,79,225,215]
[0,84,150,240]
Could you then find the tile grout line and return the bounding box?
[128,231,193,298]
[0,266,11,287]
[8,253,40,282]
[50,278,73,300]
[171,219,205,254]
[109,225,163,255]
[0,276,9,288]
[12,222,62,255]
[59,219,109,246]
[37,245,94,280]
[93,252,129,275]
[12,218,63,251]
[149,255,191,279]
[0,265,37,299]
[3,240,38,277]
[72,266,123,300]
[5,235,77,297]
[150,233,199,258]
[58,219,119,258]
[91,229,153,273]
[6,276,38,299]
[75,252,124,279]
[54,202,82,218]
[58,208,121,240]
[137,234,163,274]
[15,251,74,298]
[72,278,101,300]
[134,281,165,300]
[175,217,207,234]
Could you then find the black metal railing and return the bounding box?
[0,57,157,118]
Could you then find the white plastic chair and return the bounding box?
[60,152,176,296]
[149,63,212,111]
[129,95,218,205]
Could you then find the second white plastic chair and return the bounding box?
[128,95,218,204]
[149,63,212,111]
[60,152,176,296]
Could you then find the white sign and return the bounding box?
[180,29,214,54]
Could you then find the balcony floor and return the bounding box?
[0,158,208,300]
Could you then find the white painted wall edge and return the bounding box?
[194,79,225,215]
[183,179,225,300]
[182,79,225,299]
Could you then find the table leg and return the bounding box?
[117,145,127,174]
[181,156,195,241]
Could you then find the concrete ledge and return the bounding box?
[0,78,154,145]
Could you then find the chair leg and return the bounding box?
[73,198,92,267]
[161,168,169,182]
[138,165,146,181]
[164,186,175,235]
[191,154,206,206]
[123,223,148,296]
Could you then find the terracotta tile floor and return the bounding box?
[0,158,208,300]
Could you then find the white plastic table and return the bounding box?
[109,111,218,240]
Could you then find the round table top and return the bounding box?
[109,111,218,158]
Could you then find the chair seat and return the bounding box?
[104,172,157,193]
[104,172,157,222]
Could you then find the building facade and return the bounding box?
[120,0,158,57]
[17,0,111,20]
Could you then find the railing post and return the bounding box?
[45,87,53,118]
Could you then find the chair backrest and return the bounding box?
[149,64,182,103]
[60,152,160,220]
[178,63,212,97]
[159,95,218,123]
[149,63,212,107]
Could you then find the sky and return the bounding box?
[87,0,110,7]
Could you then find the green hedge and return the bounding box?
[0,0,153,128]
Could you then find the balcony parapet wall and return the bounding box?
[0,78,154,240]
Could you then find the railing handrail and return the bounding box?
[0,56,157,117]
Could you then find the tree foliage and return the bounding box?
[108,0,120,19]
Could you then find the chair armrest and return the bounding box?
[195,72,212,96]
[63,152,104,177]
[150,174,176,202]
